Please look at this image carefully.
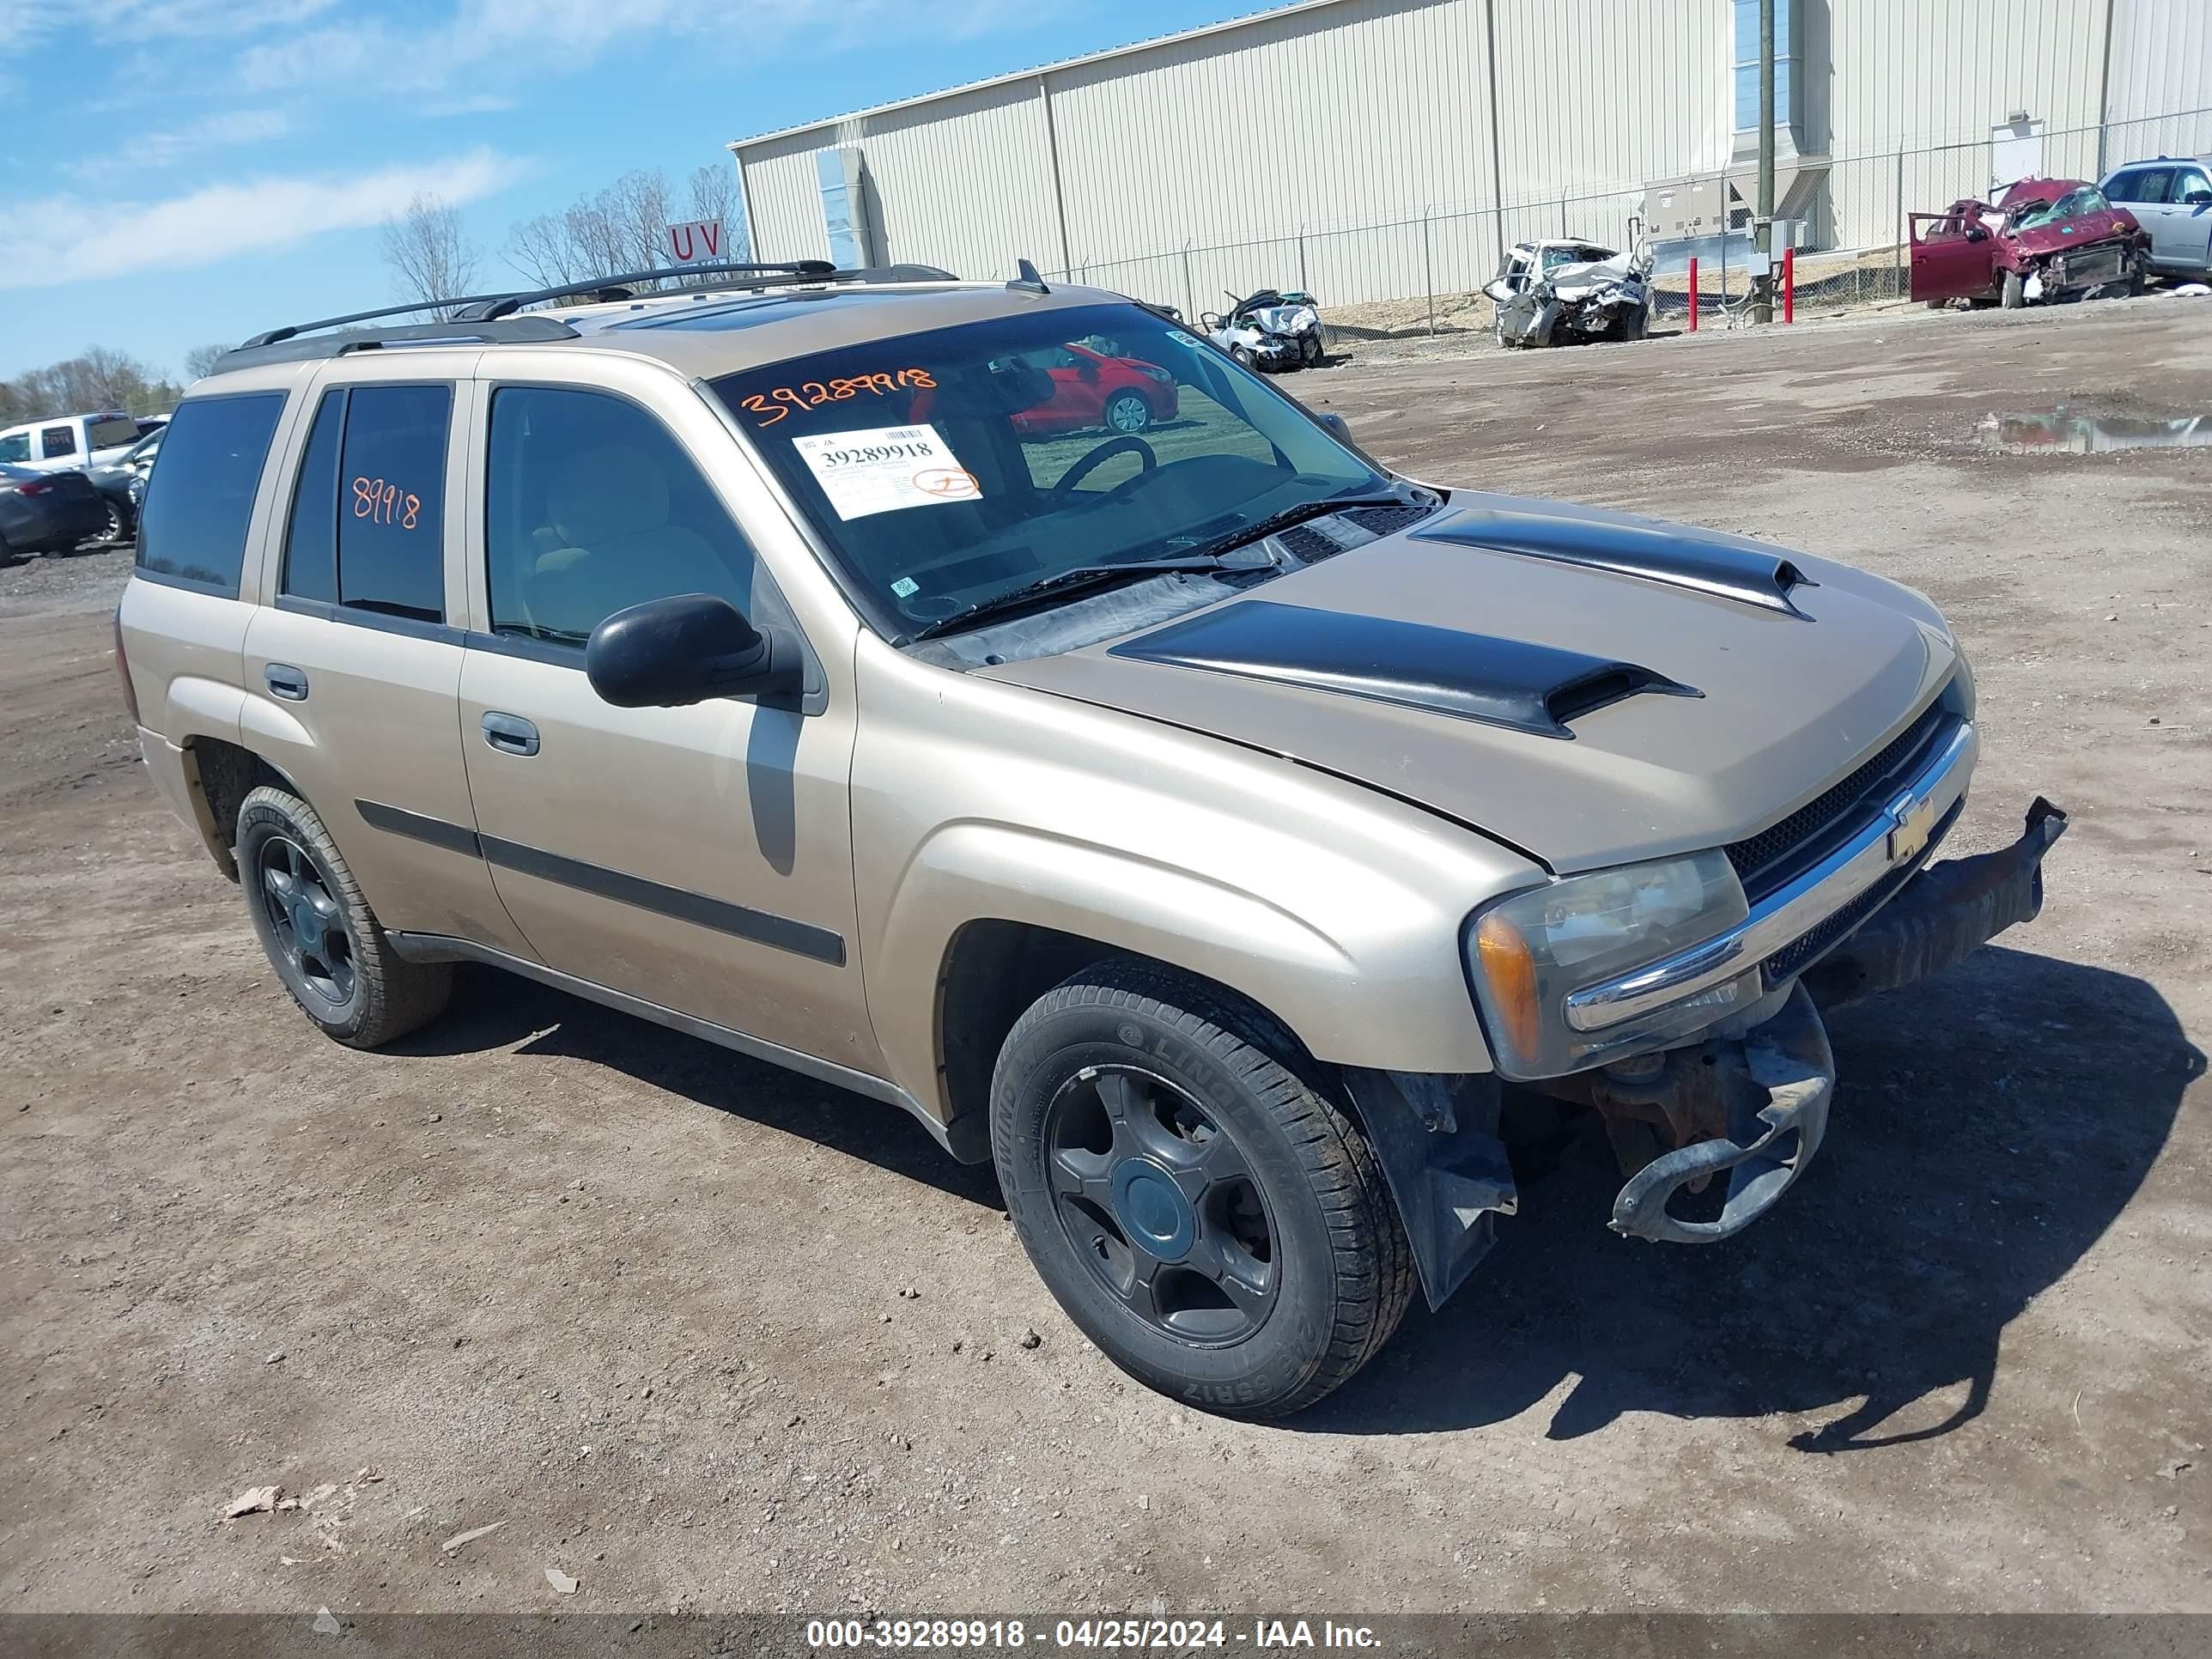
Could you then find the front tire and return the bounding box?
[990,961,1414,1419]
[236,785,452,1048]
[1229,344,1255,370]
[2001,269,2027,309]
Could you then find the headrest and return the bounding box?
[547,445,670,547]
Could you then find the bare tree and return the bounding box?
[377,192,481,317]
[687,164,749,261]
[184,343,233,380]
[1,349,184,424]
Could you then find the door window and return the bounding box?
[0,434,28,464]
[483,386,759,647]
[2115,167,2174,204]
[41,425,76,458]
[2177,168,2212,205]
[135,392,287,593]
[334,384,451,623]
[280,389,343,605]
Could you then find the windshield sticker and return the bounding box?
[738,368,936,428]
[890,576,921,599]
[792,424,981,520]
[1165,330,1203,349]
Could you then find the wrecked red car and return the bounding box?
[1909,177,2150,309]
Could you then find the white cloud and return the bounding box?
[0,148,525,289]
[65,109,293,182]
[81,0,337,37]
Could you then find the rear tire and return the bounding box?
[1102,390,1152,434]
[990,960,1414,1419]
[235,785,452,1048]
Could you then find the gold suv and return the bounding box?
[116,262,2066,1416]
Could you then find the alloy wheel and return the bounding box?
[256,835,356,1006]
[1043,1064,1279,1345]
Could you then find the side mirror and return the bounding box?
[2185,191,2212,206]
[585,592,800,708]
[1075,357,1099,380]
[1966,225,1990,242]
[1316,410,1355,445]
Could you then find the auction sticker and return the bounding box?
[792,424,980,520]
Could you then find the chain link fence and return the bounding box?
[1050,106,2212,343]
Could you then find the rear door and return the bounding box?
[240,367,530,956]
[455,366,875,1072]
[2106,166,2177,265]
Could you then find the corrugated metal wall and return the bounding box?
[734,0,2212,308]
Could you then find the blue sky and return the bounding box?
[0,0,1238,381]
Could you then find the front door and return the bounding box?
[1909,209,1996,302]
[2170,166,2212,272]
[241,374,528,956]
[456,379,876,1073]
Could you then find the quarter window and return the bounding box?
[483,386,758,646]
[334,384,450,623]
[135,392,287,594]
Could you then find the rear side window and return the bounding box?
[41,425,76,458]
[136,392,286,594]
[2115,167,2173,204]
[281,390,343,605]
[336,384,450,623]
[483,386,757,646]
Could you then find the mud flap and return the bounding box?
[1340,1070,1519,1310]
[1802,797,2069,1009]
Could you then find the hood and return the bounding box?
[983,493,1959,872]
[2007,212,2136,257]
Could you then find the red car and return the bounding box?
[1910,177,2150,308]
[1006,343,1178,437]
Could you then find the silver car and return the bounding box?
[2100,155,2212,278]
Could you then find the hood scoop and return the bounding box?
[1413,507,1816,617]
[1108,599,1698,739]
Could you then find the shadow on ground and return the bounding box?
[390,966,1006,1210]
[1305,944,2199,1446]
[388,944,2195,1449]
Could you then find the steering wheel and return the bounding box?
[1049,435,1157,506]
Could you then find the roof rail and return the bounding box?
[455,261,841,320]
[216,316,582,373]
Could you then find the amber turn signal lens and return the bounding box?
[1474,910,1540,1064]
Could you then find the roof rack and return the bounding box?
[454,261,839,320]
[218,259,967,373]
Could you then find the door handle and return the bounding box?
[264,664,308,702]
[481,712,540,757]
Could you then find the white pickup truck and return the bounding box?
[0,411,148,473]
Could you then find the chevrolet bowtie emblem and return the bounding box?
[1886,788,1937,865]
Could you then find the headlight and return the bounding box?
[1464,850,1753,1079]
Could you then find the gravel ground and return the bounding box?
[3,293,2208,1620]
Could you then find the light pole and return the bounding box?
[1753,0,1776,325]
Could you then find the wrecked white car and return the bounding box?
[1486,240,1654,348]
[1202,289,1325,371]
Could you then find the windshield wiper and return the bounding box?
[909,554,1271,641]
[1181,493,1419,564]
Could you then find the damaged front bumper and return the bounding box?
[1553,797,2069,1243]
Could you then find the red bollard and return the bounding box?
[1688,258,1699,331]
[1783,246,1795,324]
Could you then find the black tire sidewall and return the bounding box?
[993,994,1346,1415]
[237,792,373,1042]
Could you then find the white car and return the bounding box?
[2099,155,2212,279]
[0,411,145,474]
[1485,240,1653,348]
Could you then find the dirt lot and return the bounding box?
[3,295,2208,1620]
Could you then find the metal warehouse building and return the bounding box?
[730,0,2211,314]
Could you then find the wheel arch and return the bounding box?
[178,734,308,881]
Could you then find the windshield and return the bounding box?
[708,301,1385,637]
